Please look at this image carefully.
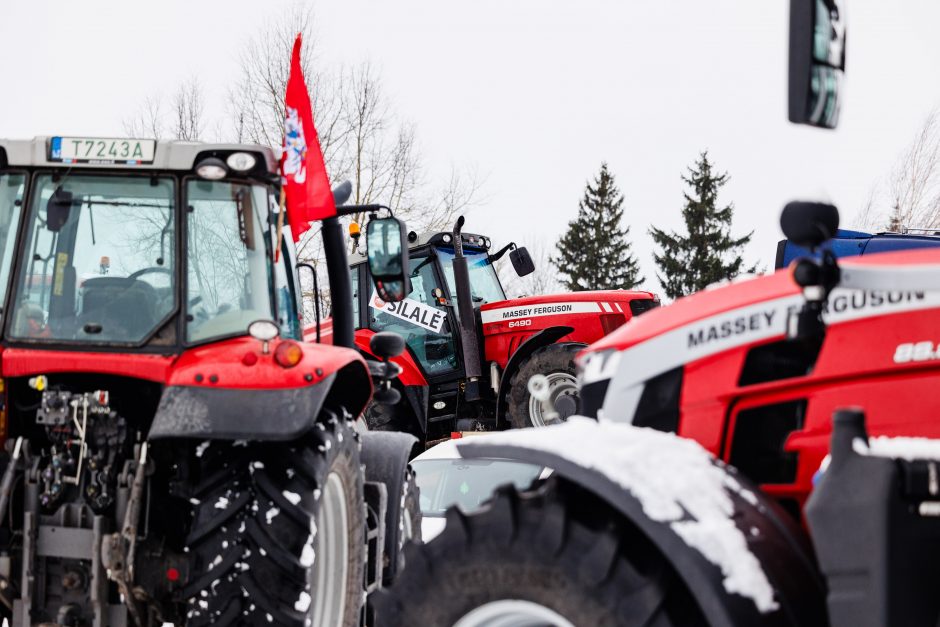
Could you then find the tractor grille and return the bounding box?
[729,400,806,485]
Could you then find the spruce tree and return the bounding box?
[650,152,756,300]
[552,163,643,291]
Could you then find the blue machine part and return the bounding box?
[775,228,940,269]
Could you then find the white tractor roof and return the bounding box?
[0,137,279,174]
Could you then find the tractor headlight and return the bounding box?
[226,152,257,172]
[195,157,228,181]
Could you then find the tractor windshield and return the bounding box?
[10,174,176,344]
[436,247,506,305]
[185,180,282,344]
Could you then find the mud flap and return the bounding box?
[148,375,334,440]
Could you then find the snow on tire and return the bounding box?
[182,410,365,627]
[372,478,705,627]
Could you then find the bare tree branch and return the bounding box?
[498,240,559,298]
[123,95,163,138]
[172,78,205,141]
[859,109,940,231]
[123,78,206,141]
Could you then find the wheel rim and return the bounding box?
[527,372,578,427]
[454,600,576,627]
[310,471,350,626]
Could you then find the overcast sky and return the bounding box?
[3,0,940,291]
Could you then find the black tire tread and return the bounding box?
[372,478,704,627]
[183,411,365,627]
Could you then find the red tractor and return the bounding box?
[376,2,940,625]
[0,136,419,626]
[347,216,659,442]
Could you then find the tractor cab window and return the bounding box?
[273,235,302,340]
[185,180,278,343]
[436,247,506,306]
[10,174,176,344]
[369,254,457,375]
[0,173,26,324]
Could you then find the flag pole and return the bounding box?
[275,186,286,263]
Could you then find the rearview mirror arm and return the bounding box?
[488,242,517,263]
[334,203,393,218]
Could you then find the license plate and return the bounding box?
[49,137,156,165]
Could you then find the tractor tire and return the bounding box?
[372,479,704,627]
[360,431,422,586]
[382,466,422,584]
[364,398,420,438]
[182,411,365,627]
[507,343,582,429]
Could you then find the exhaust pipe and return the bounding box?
[451,216,482,400]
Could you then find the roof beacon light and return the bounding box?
[195,157,228,181]
[226,152,257,172]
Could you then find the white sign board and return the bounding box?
[369,291,447,333]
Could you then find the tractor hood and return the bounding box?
[579,249,940,424]
[479,290,658,368]
[481,290,657,330]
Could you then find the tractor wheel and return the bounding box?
[507,343,582,428]
[182,411,365,627]
[372,478,704,627]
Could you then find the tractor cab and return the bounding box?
[350,228,507,376]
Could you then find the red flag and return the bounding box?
[281,33,336,241]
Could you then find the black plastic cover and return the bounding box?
[629,298,660,317]
[729,400,805,485]
[149,376,334,440]
[806,409,940,627]
[633,366,683,432]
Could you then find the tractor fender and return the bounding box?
[455,419,827,627]
[149,360,372,441]
[495,325,575,423]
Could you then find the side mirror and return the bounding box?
[788,0,846,129]
[47,188,73,232]
[366,216,409,303]
[780,201,840,251]
[370,331,405,360]
[332,180,353,206]
[509,246,535,277]
[369,331,404,405]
